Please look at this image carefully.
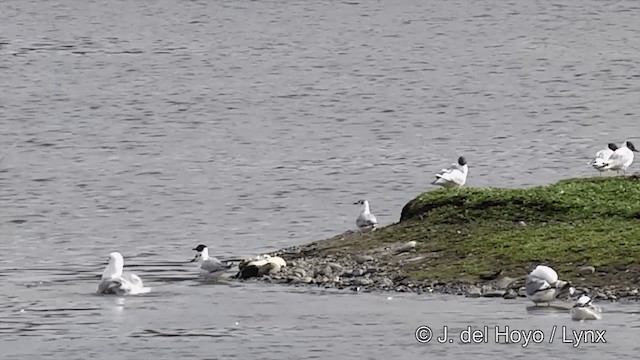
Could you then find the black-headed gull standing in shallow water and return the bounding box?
[354,200,378,230]
[570,295,602,321]
[97,252,150,295]
[602,140,638,175]
[191,244,233,279]
[432,156,468,188]
[589,143,618,174]
[525,265,571,306]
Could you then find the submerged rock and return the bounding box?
[466,285,482,298]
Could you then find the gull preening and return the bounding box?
[525,265,572,306]
[432,156,468,188]
[97,252,150,295]
[602,140,638,175]
[589,143,618,173]
[570,295,602,321]
[191,244,233,279]
[354,200,378,230]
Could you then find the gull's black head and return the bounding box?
[457,156,467,166]
[192,244,207,252]
[607,143,619,151]
[626,141,638,152]
[353,200,365,205]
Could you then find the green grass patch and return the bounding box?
[301,176,640,286]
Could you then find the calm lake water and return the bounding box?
[1,0,639,358]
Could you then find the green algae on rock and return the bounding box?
[269,176,640,298]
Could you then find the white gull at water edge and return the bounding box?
[602,140,638,175]
[589,142,618,173]
[432,156,468,188]
[354,199,378,230]
[97,252,150,295]
[525,265,572,306]
[191,244,233,279]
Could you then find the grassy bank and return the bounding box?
[283,176,640,291]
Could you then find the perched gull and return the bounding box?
[97,252,150,295]
[570,295,602,321]
[432,156,468,188]
[525,265,571,306]
[589,143,618,173]
[602,140,638,175]
[354,200,378,230]
[191,244,233,279]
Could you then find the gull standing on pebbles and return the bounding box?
[191,244,233,279]
[97,252,150,295]
[432,156,468,188]
[602,140,638,175]
[354,200,378,230]
[589,143,618,174]
[570,295,602,321]
[525,265,572,306]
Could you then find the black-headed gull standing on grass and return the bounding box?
[432,156,468,188]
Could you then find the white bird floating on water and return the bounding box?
[432,156,468,188]
[570,295,602,321]
[97,252,150,295]
[354,199,378,230]
[589,142,618,173]
[191,244,234,279]
[525,265,572,306]
[602,140,638,175]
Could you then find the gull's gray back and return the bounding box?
[525,275,549,296]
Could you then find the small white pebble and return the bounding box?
[387,296,393,301]
[235,322,239,326]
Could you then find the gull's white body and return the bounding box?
[433,158,468,188]
[590,145,616,172]
[525,265,570,305]
[97,252,150,295]
[356,200,378,229]
[570,295,602,321]
[193,247,232,279]
[603,142,635,173]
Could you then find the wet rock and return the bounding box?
[466,285,482,298]
[578,266,596,275]
[293,268,306,278]
[517,286,527,297]
[356,278,373,286]
[483,290,506,298]
[341,269,354,278]
[503,289,518,299]
[381,278,394,288]
[355,255,374,264]
[496,277,517,290]
[518,221,526,226]
[327,262,343,272]
[364,267,379,275]
[318,265,333,276]
[351,269,365,277]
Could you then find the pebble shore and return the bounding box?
[233,243,640,302]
